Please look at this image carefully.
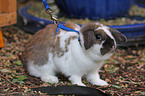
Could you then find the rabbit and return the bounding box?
[22,22,127,86]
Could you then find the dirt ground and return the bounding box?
[0,1,145,96]
[0,23,145,96]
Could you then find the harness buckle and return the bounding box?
[46,9,59,24]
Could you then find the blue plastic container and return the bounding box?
[55,0,135,19]
[18,4,145,46]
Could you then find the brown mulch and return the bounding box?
[0,25,145,96]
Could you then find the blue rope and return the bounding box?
[42,0,80,35]
[42,0,50,11]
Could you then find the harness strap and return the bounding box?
[56,24,79,35]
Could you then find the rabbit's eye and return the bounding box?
[95,34,102,40]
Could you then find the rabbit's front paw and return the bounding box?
[72,82,86,86]
[41,75,59,84]
[69,75,86,86]
[87,74,108,86]
[92,79,109,86]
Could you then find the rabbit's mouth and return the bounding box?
[110,45,116,53]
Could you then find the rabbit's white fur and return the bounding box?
[23,22,127,86]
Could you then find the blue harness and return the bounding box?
[42,0,80,35]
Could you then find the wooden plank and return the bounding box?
[1,0,9,13]
[9,0,17,13]
[0,0,17,13]
[0,29,4,48]
[0,0,2,13]
[0,12,17,27]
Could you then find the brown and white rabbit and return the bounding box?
[23,22,127,86]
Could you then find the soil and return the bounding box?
[0,23,145,96]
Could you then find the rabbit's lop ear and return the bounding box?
[82,29,96,50]
[110,28,127,44]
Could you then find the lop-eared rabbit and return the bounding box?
[23,22,127,86]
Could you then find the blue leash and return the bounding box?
[42,0,80,35]
[42,0,50,11]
